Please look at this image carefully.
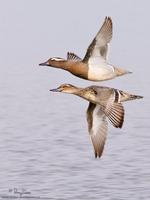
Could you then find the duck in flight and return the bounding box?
[50,84,143,158]
[39,17,131,81]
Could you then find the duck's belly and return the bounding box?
[88,65,115,81]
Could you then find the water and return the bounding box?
[1,0,150,199]
[0,60,149,200]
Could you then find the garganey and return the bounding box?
[50,84,143,158]
[39,17,131,81]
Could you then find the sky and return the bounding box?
[0,0,149,64]
[0,0,149,99]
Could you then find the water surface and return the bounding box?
[0,0,150,199]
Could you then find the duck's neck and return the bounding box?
[73,89,96,103]
[72,88,89,100]
[49,60,71,70]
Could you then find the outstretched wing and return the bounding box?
[87,103,108,158]
[67,52,82,62]
[83,17,112,64]
[101,89,124,128]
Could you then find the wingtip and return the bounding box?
[94,151,103,158]
[106,103,125,129]
[105,16,112,23]
[105,16,111,19]
[95,152,97,158]
[113,120,124,129]
[118,120,124,129]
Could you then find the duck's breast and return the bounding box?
[68,62,89,79]
[88,64,115,81]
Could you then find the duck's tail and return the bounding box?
[113,66,132,77]
[120,91,143,102]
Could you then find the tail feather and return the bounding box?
[113,66,132,77]
[120,91,143,102]
[128,94,143,100]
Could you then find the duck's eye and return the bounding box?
[93,90,97,95]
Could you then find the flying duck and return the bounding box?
[40,17,131,81]
[50,84,143,158]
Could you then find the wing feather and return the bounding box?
[67,52,82,61]
[87,103,108,158]
[102,94,124,128]
[83,17,113,64]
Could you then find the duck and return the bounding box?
[50,84,143,158]
[39,17,131,81]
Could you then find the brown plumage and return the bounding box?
[40,17,131,81]
[50,84,143,158]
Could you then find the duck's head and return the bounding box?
[50,84,98,103]
[39,57,65,66]
[50,84,78,94]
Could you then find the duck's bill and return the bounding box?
[39,61,49,66]
[50,88,59,92]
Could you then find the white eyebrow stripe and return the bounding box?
[51,57,65,61]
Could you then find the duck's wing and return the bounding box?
[101,89,125,128]
[82,17,112,64]
[87,103,108,158]
[67,52,82,62]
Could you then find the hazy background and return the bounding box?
[0,0,150,199]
